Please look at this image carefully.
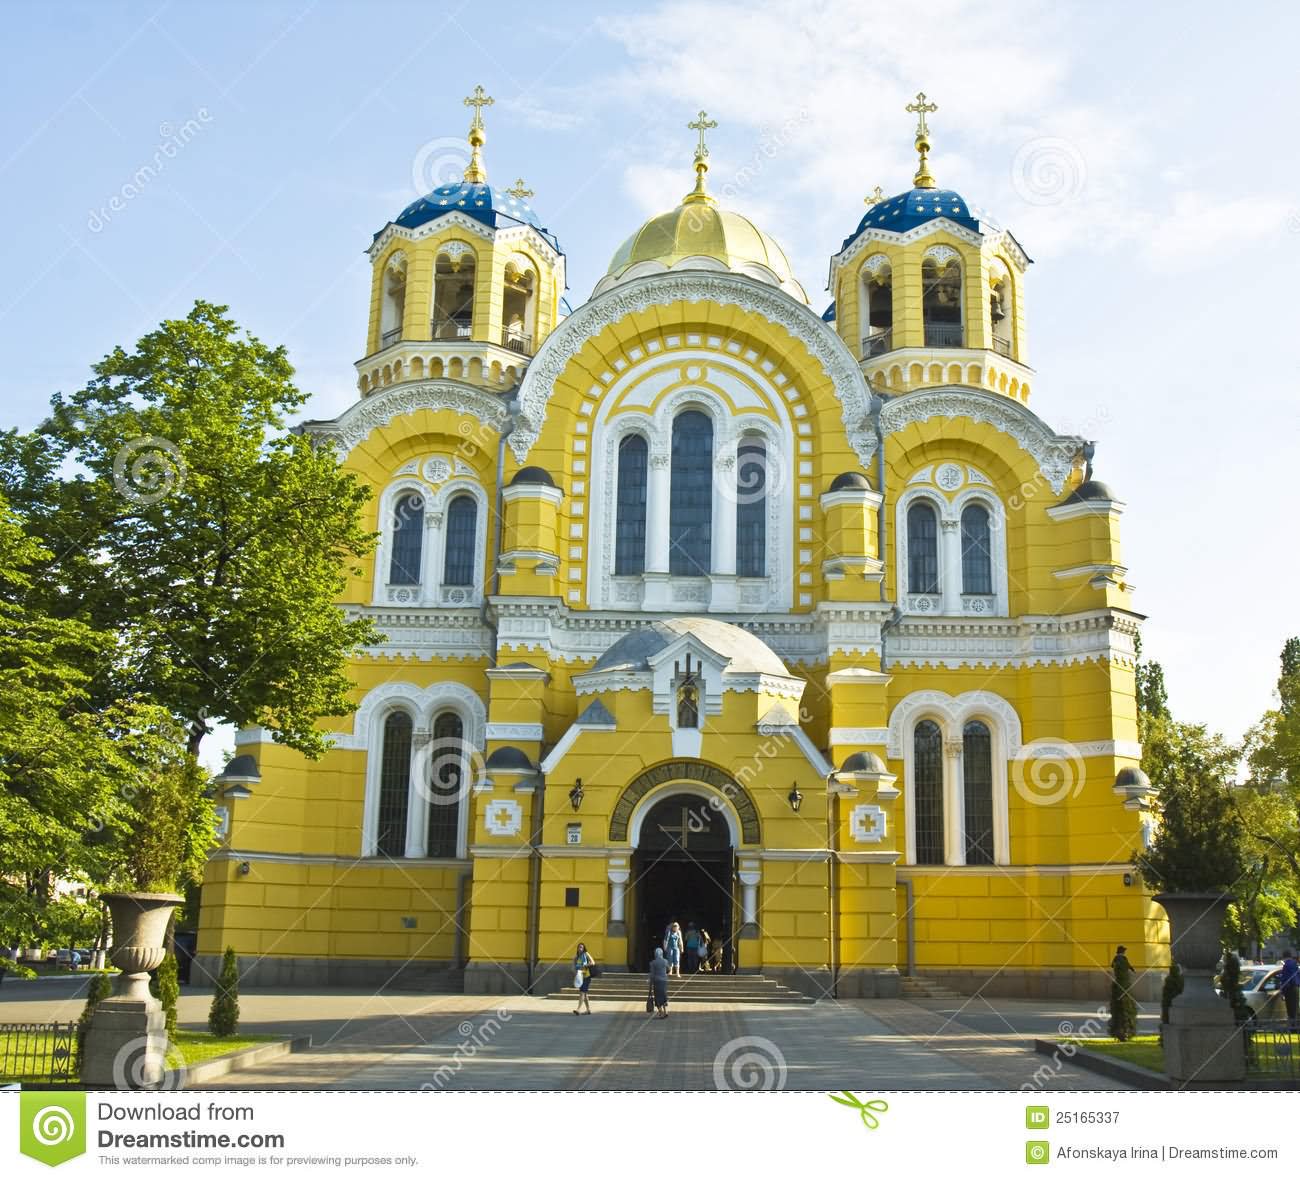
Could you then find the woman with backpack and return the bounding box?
[664,922,684,976]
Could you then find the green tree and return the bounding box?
[1136,759,1247,894]
[75,973,113,1074]
[1160,961,1184,1025]
[208,946,240,1037]
[1220,953,1253,1024]
[150,952,180,1041]
[3,301,378,758]
[1108,951,1138,1041]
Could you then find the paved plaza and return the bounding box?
[2,975,1152,1090]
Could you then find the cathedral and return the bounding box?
[197,88,1165,1000]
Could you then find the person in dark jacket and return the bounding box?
[648,947,670,1018]
[1280,950,1299,1028]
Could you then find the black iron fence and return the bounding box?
[0,1021,77,1082]
[1244,1019,1300,1081]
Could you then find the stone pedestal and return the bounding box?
[81,997,168,1088]
[1162,1022,1245,1084]
[80,891,180,1089]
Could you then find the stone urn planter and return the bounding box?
[1153,892,1244,1083]
[81,891,182,1088]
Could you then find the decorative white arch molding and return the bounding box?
[356,679,488,859]
[881,385,1084,495]
[589,371,794,612]
[511,271,876,467]
[300,380,509,459]
[887,688,1020,867]
[626,780,742,849]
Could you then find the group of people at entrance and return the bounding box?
[661,920,721,975]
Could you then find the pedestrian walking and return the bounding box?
[572,941,595,1015]
[684,923,702,973]
[698,928,712,972]
[1281,950,1299,1029]
[664,921,683,976]
[648,947,670,1018]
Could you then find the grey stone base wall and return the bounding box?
[763,965,833,999]
[463,960,529,994]
[835,967,902,999]
[911,966,1161,1003]
[192,953,458,990]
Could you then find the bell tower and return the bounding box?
[828,92,1034,402]
[356,85,567,398]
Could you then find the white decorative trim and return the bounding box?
[898,863,1129,877]
[829,726,890,747]
[836,850,902,864]
[626,780,742,849]
[368,210,562,271]
[511,271,875,467]
[502,483,564,507]
[483,798,523,837]
[302,380,508,458]
[887,689,1023,759]
[896,482,1009,618]
[1047,498,1126,521]
[485,722,543,742]
[850,803,888,844]
[923,244,959,264]
[881,386,1083,494]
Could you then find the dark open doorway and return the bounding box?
[632,792,735,971]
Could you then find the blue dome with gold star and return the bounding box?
[842,187,987,251]
[385,181,561,252]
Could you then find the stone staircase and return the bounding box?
[548,972,815,1006]
[898,974,967,1002]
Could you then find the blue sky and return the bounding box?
[2,0,1297,748]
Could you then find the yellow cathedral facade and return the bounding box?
[197,88,1167,1001]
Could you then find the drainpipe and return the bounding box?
[900,876,916,977]
[825,769,840,1000]
[525,771,545,993]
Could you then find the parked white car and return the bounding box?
[1216,963,1288,1017]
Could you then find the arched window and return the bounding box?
[907,501,939,595]
[990,268,1013,358]
[614,434,648,575]
[863,265,893,357]
[501,258,536,356]
[380,257,406,347]
[962,720,994,865]
[960,503,993,595]
[388,493,424,585]
[443,494,477,586]
[426,711,464,858]
[914,719,945,865]
[377,712,412,857]
[735,438,766,577]
[669,410,713,576]
[432,251,475,339]
[922,255,962,347]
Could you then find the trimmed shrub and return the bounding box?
[1109,953,1139,1041]
[207,946,240,1037]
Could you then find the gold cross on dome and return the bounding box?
[865,185,884,206]
[905,91,938,138]
[688,109,717,158]
[464,84,494,129]
[505,178,534,199]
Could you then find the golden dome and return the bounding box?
[594,132,808,303]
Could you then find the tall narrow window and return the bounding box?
[735,438,766,577]
[922,256,963,347]
[962,720,994,865]
[389,493,424,585]
[907,502,939,595]
[377,712,413,857]
[960,503,993,595]
[914,719,945,865]
[426,711,464,859]
[669,410,713,576]
[443,494,477,586]
[614,434,648,575]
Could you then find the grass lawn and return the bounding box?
[1069,1035,1163,1072]
[0,1028,280,1083]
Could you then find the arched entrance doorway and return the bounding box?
[630,791,736,972]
